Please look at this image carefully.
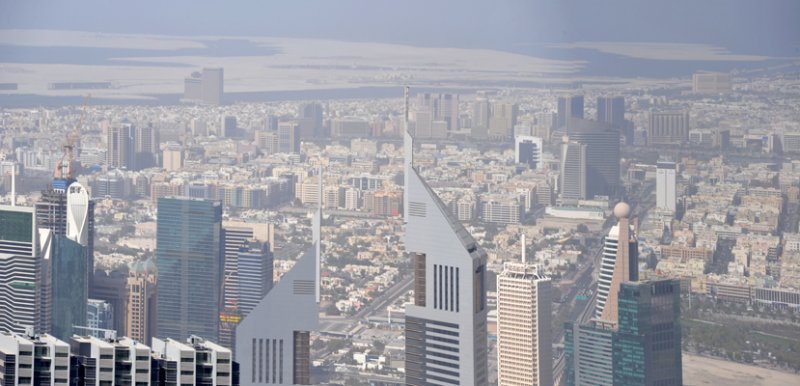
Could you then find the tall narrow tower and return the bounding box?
[404,87,490,386]
[595,202,638,323]
[235,168,321,385]
[496,235,553,386]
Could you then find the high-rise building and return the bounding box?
[597,96,625,128]
[221,116,237,138]
[565,279,682,386]
[0,205,46,334]
[471,97,490,139]
[331,118,371,139]
[135,124,160,170]
[648,111,690,146]
[496,237,552,386]
[202,68,224,106]
[557,95,584,128]
[416,93,459,134]
[156,197,223,342]
[563,119,621,198]
[86,299,114,335]
[596,203,638,322]
[162,145,184,171]
[126,259,157,345]
[277,121,301,154]
[152,336,235,386]
[107,123,136,170]
[656,162,677,213]
[235,173,321,386]
[403,90,489,385]
[614,279,682,385]
[50,234,86,340]
[515,135,544,169]
[236,243,273,317]
[560,141,587,201]
[488,102,518,140]
[298,103,324,138]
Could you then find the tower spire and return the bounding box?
[314,163,322,303]
[403,86,413,224]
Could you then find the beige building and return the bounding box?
[496,239,552,386]
[126,259,157,344]
[162,146,183,171]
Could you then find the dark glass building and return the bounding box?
[561,119,621,198]
[156,197,223,342]
[565,279,682,386]
[51,235,87,340]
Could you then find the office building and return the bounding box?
[50,235,86,340]
[656,162,677,213]
[152,336,235,386]
[156,197,223,342]
[221,116,237,138]
[563,119,621,197]
[162,145,184,172]
[515,135,544,169]
[564,320,615,386]
[489,102,519,140]
[70,335,153,386]
[135,125,160,170]
[235,173,321,386]
[557,95,584,128]
[331,118,371,139]
[183,68,224,105]
[559,141,588,201]
[0,205,47,334]
[277,121,301,154]
[480,195,523,225]
[596,203,638,322]
[496,237,552,386]
[236,175,322,385]
[614,279,682,385]
[126,259,158,345]
[298,103,324,138]
[236,243,273,317]
[403,91,489,385]
[416,93,459,134]
[203,68,224,106]
[107,123,136,170]
[597,96,625,128]
[471,96,490,139]
[87,299,114,335]
[692,72,731,94]
[648,111,690,146]
[0,331,71,386]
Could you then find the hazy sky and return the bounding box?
[1,0,798,56]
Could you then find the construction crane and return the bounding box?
[55,94,90,179]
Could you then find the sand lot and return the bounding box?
[684,354,800,386]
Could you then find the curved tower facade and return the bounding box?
[595,203,638,323]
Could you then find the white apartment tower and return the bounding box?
[496,235,553,386]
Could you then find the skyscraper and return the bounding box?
[202,67,224,106]
[496,236,552,386]
[614,279,682,385]
[515,135,544,170]
[0,205,46,334]
[156,197,223,342]
[298,103,324,138]
[557,95,584,128]
[596,202,638,323]
[563,119,621,198]
[107,122,136,170]
[597,96,625,128]
[559,140,588,201]
[277,121,301,154]
[235,172,320,386]
[50,234,86,340]
[471,96,490,139]
[126,259,157,345]
[135,124,160,170]
[488,102,519,140]
[656,162,677,213]
[404,87,489,386]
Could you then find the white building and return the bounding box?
[656,162,677,213]
[496,238,552,386]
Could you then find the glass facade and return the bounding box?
[0,208,33,243]
[51,235,87,340]
[156,197,222,342]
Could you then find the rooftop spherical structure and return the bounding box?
[613,202,631,219]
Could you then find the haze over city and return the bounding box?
[0,1,799,386]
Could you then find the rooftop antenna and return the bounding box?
[403,86,412,224]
